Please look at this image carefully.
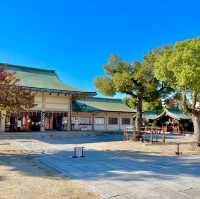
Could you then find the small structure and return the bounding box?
[154,108,193,134]
[72,147,85,158]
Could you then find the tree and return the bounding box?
[0,65,35,112]
[153,37,200,143]
[95,55,171,140]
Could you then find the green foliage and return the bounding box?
[95,53,172,139]
[124,97,163,113]
[154,38,200,93]
[95,54,170,102]
[94,77,115,96]
[152,37,200,141]
[123,97,136,109]
[143,100,163,113]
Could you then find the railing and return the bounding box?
[146,141,200,155]
[124,126,167,143]
[124,126,199,155]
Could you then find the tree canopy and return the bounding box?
[95,54,171,140]
[153,37,200,142]
[154,39,200,92]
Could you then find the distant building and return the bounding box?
[0,63,135,132]
[72,97,135,131]
[143,111,158,121]
[154,108,193,133]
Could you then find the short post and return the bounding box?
[81,147,85,157]
[72,147,77,158]
[162,129,166,144]
[123,130,128,141]
[72,147,85,158]
[151,131,153,143]
[175,143,182,155]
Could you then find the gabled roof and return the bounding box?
[143,111,158,120]
[73,97,135,113]
[2,63,96,96]
[155,108,191,120]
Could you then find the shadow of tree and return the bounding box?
[14,150,200,181]
[0,149,200,182]
[1,132,184,145]
[0,153,66,180]
[1,133,124,144]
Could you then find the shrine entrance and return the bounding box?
[5,111,68,132]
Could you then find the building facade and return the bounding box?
[0,64,135,132]
[153,108,193,133]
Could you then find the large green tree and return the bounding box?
[0,65,35,112]
[95,55,171,140]
[153,37,200,143]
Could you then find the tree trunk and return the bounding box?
[133,95,143,141]
[192,112,200,144]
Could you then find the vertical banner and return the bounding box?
[40,111,46,131]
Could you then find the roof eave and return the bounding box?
[24,86,96,97]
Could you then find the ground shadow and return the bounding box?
[38,149,200,182]
[0,132,184,145]
[1,149,199,182]
[0,133,124,144]
[0,153,66,180]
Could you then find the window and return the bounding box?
[79,117,90,124]
[122,118,130,125]
[108,117,118,125]
[94,117,105,125]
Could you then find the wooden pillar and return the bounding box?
[67,96,72,131]
[178,120,180,134]
[92,113,95,131]
[118,113,121,130]
[40,111,46,132]
[40,92,46,132]
[0,111,6,132]
[105,113,108,131]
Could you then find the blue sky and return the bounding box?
[0,0,200,97]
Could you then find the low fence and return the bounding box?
[123,126,167,143]
[147,141,200,155]
[124,126,199,155]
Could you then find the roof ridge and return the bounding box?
[88,97,122,102]
[0,63,56,73]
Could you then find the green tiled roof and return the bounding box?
[73,97,135,113]
[156,108,191,120]
[143,111,158,120]
[2,63,95,95]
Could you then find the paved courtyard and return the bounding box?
[1,133,200,199]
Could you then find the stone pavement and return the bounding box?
[1,133,200,199]
[38,151,200,199]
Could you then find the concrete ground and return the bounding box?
[1,132,200,199]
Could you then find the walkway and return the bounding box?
[1,133,200,199]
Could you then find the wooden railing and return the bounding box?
[124,126,168,143]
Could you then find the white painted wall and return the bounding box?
[72,112,134,131]
[33,93,70,112]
